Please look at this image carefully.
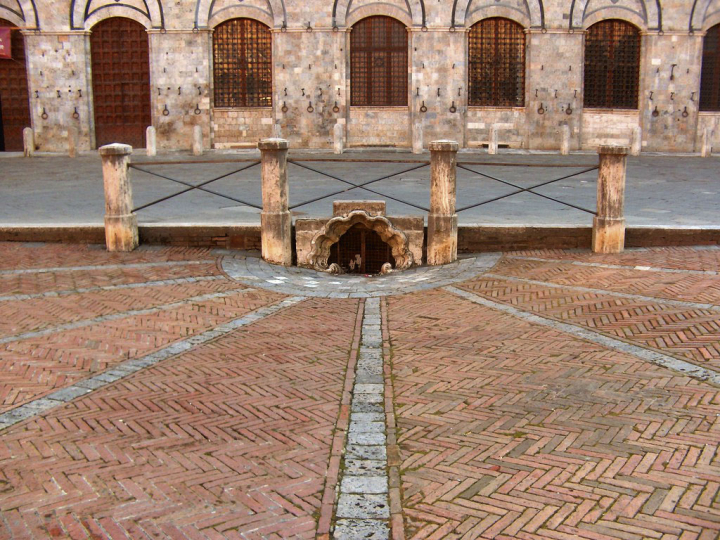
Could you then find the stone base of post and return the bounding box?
[427,213,457,265]
[631,127,642,156]
[192,126,203,156]
[488,125,498,155]
[261,211,292,266]
[701,128,713,158]
[412,121,423,154]
[105,214,139,252]
[146,126,157,157]
[68,127,79,158]
[592,216,625,254]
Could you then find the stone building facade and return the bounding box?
[0,0,719,153]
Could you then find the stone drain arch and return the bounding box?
[307,211,415,274]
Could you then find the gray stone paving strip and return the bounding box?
[0,286,255,345]
[333,297,390,540]
[507,255,720,276]
[0,259,216,276]
[0,296,305,432]
[483,272,720,311]
[0,275,225,302]
[446,286,720,386]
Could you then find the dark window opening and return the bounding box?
[584,19,640,109]
[700,24,720,111]
[351,16,408,107]
[213,18,272,108]
[468,17,526,107]
[328,223,395,274]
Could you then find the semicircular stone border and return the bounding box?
[221,253,502,298]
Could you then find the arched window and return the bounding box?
[584,20,640,109]
[351,16,408,106]
[213,18,272,107]
[468,18,525,107]
[700,24,720,111]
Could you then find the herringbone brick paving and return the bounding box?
[0,297,359,539]
[458,275,720,370]
[1,242,720,539]
[493,258,720,305]
[387,288,720,540]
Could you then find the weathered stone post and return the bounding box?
[259,138,292,266]
[68,127,79,158]
[146,126,157,157]
[701,128,713,158]
[412,120,423,154]
[560,125,570,155]
[23,128,34,157]
[630,126,642,156]
[99,144,138,252]
[333,122,344,154]
[192,125,203,156]
[488,125,498,155]
[592,145,628,254]
[427,140,459,265]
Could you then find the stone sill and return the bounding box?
[698,111,720,116]
[213,107,273,112]
[350,107,409,111]
[583,108,640,115]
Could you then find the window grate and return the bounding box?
[351,16,408,107]
[468,18,525,107]
[584,19,640,109]
[700,24,720,111]
[213,18,272,108]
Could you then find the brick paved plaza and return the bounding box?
[0,241,719,539]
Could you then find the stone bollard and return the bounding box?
[146,126,157,157]
[99,144,138,252]
[488,125,498,155]
[427,140,459,265]
[592,145,628,254]
[192,125,203,156]
[333,122,344,155]
[259,138,292,266]
[68,127,79,158]
[273,123,283,138]
[630,126,641,156]
[701,128,713,158]
[560,125,570,155]
[412,120,423,154]
[23,127,34,157]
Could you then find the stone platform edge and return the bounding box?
[0,224,718,251]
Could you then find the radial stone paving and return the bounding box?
[0,242,719,540]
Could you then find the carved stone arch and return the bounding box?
[465,7,530,29]
[307,211,415,272]
[71,0,164,30]
[208,6,274,29]
[691,0,720,31]
[582,8,647,30]
[334,0,425,28]
[452,0,543,28]
[570,0,661,31]
[0,0,39,28]
[196,0,284,29]
[346,4,413,28]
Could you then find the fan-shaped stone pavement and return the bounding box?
[0,241,719,539]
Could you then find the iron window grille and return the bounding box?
[468,18,526,107]
[584,19,640,109]
[351,16,408,107]
[700,24,720,111]
[213,18,272,108]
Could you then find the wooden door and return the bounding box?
[0,19,31,151]
[91,17,151,148]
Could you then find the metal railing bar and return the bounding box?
[456,164,599,213]
[129,164,263,211]
[287,160,430,211]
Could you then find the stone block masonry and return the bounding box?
[6,0,720,153]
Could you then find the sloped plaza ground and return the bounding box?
[0,241,719,539]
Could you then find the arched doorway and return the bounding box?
[90,17,151,148]
[0,19,31,151]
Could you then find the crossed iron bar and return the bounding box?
[127,159,599,216]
